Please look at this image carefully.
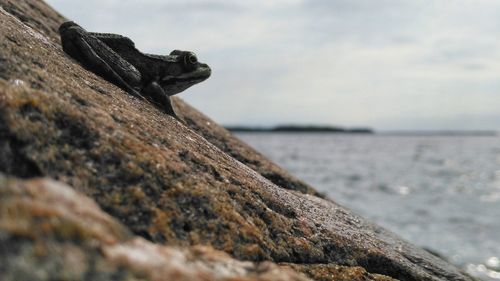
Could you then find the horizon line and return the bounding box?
[224,125,499,136]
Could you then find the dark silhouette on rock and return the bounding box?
[59,21,210,118]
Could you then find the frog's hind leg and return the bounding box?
[144,82,180,120]
[73,38,143,98]
[60,24,144,99]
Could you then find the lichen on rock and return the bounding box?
[0,174,315,281]
[282,263,398,281]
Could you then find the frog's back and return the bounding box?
[90,33,138,56]
[93,33,164,80]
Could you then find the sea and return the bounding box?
[235,132,500,281]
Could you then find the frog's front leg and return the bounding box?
[144,82,180,120]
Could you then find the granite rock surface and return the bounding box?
[0,174,315,281]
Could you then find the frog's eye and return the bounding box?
[183,52,198,70]
[185,52,198,65]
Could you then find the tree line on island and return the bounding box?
[225,125,374,134]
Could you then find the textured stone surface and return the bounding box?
[283,263,398,281]
[0,1,476,281]
[0,175,140,281]
[0,175,313,281]
[0,0,62,42]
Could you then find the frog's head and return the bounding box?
[160,50,211,96]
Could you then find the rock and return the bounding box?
[282,263,398,281]
[0,0,63,42]
[0,1,476,281]
[0,174,313,281]
[105,240,310,281]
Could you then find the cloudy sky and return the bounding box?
[46,0,500,130]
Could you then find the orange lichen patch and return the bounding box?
[150,213,178,242]
[282,263,398,281]
[234,243,264,261]
[130,185,147,201]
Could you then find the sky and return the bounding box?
[45,0,500,130]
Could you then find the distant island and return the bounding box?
[225,126,500,136]
[225,125,374,134]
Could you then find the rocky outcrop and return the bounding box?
[0,175,314,281]
[0,1,476,280]
[1,174,394,281]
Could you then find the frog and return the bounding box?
[58,21,211,119]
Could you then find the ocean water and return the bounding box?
[236,133,500,281]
